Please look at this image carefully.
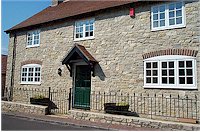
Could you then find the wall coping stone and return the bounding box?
[69,110,200,130]
[2,101,47,108]
[2,101,48,115]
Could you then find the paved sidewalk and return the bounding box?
[2,112,160,131]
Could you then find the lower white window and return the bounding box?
[21,64,41,84]
[144,55,196,89]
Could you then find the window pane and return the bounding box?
[76,28,79,33]
[85,21,89,26]
[176,17,182,24]
[80,33,83,38]
[169,18,175,25]
[187,77,193,84]
[153,77,158,83]
[90,32,93,36]
[169,11,175,18]
[179,61,184,67]
[186,69,193,76]
[176,10,182,17]
[159,5,165,12]
[153,62,157,68]
[85,32,89,37]
[35,67,40,71]
[169,77,174,84]
[80,22,84,26]
[90,25,94,31]
[80,27,83,32]
[169,3,175,11]
[162,62,167,68]
[146,63,151,68]
[162,77,167,84]
[179,69,185,76]
[29,68,33,72]
[89,20,94,24]
[153,21,158,28]
[153,7,158,13]
[162,70,167,76]
[160,13,165,19]
[176,2,182,9]
[186,61,192,67]
[153,70,157,76]
[76,22,80,27]
[146,70,151,76]
[153,14,158,20]
[179,77,185,84]
[28,78,33,81]
[146,77,151,83]
[169,70,174,76]
[169,62,174,68]
[160,20,165,27]
[86,26,89,31]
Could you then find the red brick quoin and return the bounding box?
[142,49,198,59]
[21,60,42,66]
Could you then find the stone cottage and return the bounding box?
[5,0,200,123]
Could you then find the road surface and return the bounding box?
[1,114,105,131]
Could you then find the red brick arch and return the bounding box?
[21,60,42,66]
[142,49,198,59]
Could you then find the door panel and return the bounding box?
[74,65,91,109]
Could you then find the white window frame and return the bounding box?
[26,30,40,48]
[144,55,197,89]
[21,64,41,85]
[74,18,95,41]
[151,1,186,31]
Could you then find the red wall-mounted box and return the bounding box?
[130,8,135,17]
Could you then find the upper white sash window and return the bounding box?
[151,2,185,31]
[74,19,94,41]
[27,30,40,47]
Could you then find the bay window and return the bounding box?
[144,55,196,89]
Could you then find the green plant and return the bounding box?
[33,94,46,99]
[116,102,129,106]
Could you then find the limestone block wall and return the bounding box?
[1,101,48,115]
[5,1,200,119]
[69,110,200,131]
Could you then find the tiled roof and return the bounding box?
[1,55,7,74]
[62,44,98,65]
[5,0,134,33]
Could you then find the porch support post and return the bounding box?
[66,64,72,77]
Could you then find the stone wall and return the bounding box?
[1,101,48,115]
[69,110,200,131]
[6,1,200,121]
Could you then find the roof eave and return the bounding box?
[5,1,136,33]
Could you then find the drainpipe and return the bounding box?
[7,33,17,101]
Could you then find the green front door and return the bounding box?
[74,65,91,109]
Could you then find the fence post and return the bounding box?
[48,87,51,114]
[68,88,72,111]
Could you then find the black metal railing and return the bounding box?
[71,90,199,122]
[13,87,68,114]
[11,87,199,122]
